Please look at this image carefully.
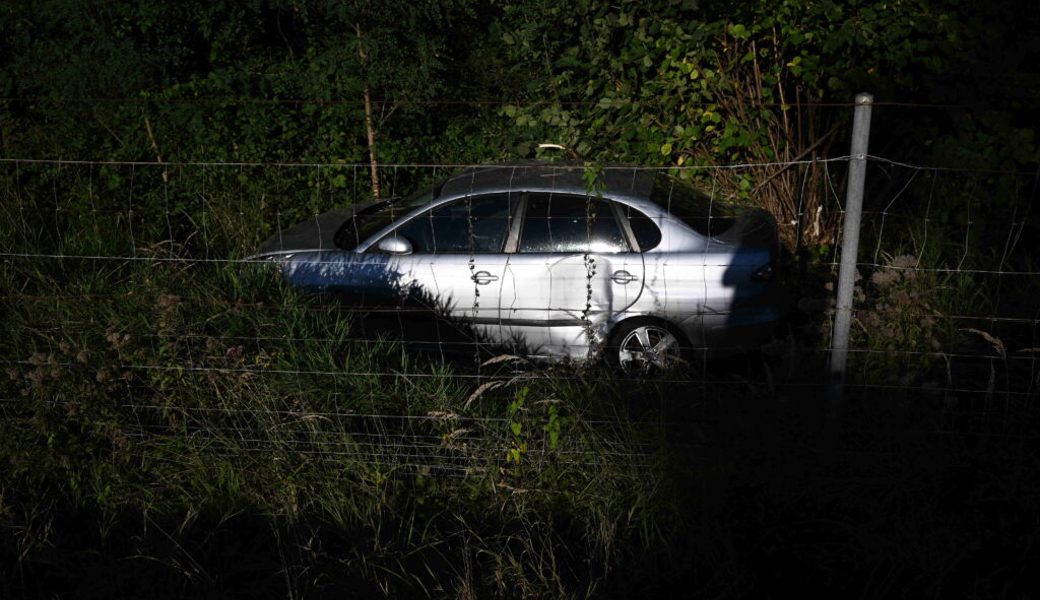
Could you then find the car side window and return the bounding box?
[620,205,662,251]
[391,193,513,253]
[519,194,630,253]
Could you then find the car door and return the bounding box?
[380,193,516,352]
[499,192,645,359]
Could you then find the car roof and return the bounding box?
[437,161,656,200]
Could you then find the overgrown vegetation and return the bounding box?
[2,237,678,596]
[3,1,1039,597]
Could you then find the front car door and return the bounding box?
[379,192,516,355]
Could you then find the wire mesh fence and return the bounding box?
[2,153,1038,484]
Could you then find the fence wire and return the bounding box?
[2,156,1038,479]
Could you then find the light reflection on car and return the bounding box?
[251,162,787,374]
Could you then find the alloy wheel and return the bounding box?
[617,325,683,375]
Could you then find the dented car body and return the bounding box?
[252,163,787,372]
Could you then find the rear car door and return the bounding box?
[500,193,645,359]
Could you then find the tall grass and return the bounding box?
[1,163,684,597]
[4,162,1039,597]
[3,260,681,592]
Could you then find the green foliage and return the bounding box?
[3,0,1033,196]
[0,156,673,594]
[1,255,672,596]
[0,0,512,188]
[2,1,1039,595]
[486,0,1016,166]
[506,384,528,464]
[481,0,1037,248]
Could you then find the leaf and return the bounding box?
[660,142,673,155]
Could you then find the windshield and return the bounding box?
[334,190,434,250]
[649,174,738,238]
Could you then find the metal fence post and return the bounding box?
[829,93,874,405]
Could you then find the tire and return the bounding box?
[606,318,692,376]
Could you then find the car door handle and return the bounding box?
[611,270,639,285]
[471,271,500,285]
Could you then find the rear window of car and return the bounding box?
[650,174,738,238]
[619,204,662,251]
[519,194,630,254]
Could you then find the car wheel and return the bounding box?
[607,318,691,376]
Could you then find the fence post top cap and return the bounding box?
[856,93,874,104]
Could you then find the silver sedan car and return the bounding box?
[253,163,786,373]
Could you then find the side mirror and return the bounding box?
[377,236,413,255]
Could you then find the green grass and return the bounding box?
[4,164,1040,598]
[1,239,677,596]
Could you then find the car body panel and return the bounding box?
[498,252,645,359]
[254,163,787,363]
